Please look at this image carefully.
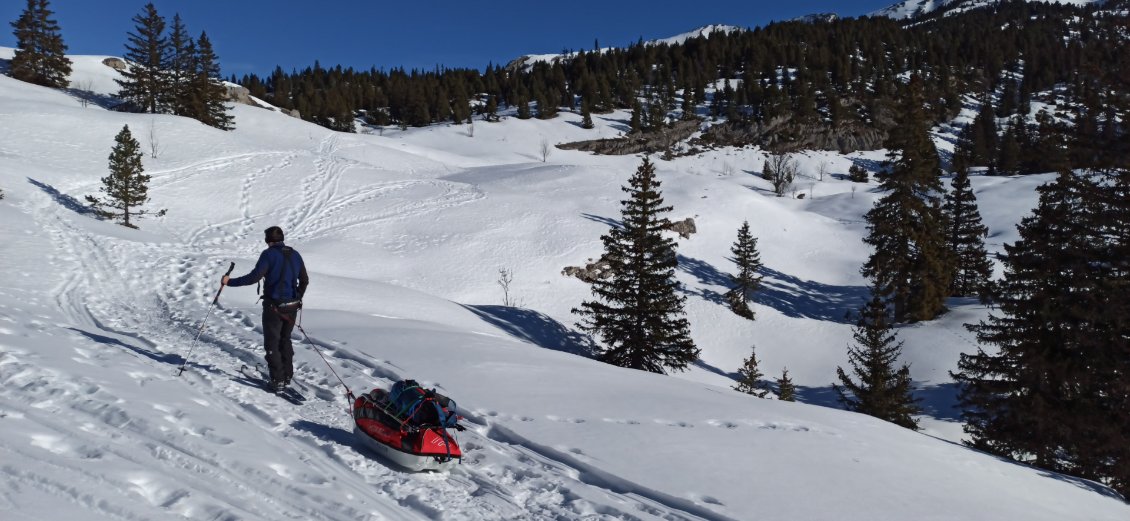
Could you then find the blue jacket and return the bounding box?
[229,243,309,302]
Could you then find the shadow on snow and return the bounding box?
[463,304,598,358]
[28,177,99,216]
[677,255,869,324]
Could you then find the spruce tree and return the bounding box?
[732,347,769,397]
[166,14,194,117]
[116,3,169,113]
[9,0,71,89]
[776,368,797,402]
[861,77,951,322]
[580,99,594,129]
[629,100,643,133]
[515,92,531,120]
[573,157,699,374]
[484,94,498,122]
[188,32,234,130]
[943,167,993,298]
[834,291,921,430]
[86,125,157,228]
[725,220,763,320]
[954,169,1129,494]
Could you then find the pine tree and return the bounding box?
[834,291,921,429]
[188,32,234,130]
[484,94,498,122]
[861,77,951,322]
[166,14,194,117]
[968,99,998,168]
[732,347,769,397]
[116,3,169,113]
[629,99,643,133]
[580,99,594,129]
[997,120,1022,176]
[724,220,763,320]
[776,368,797,402]
[943,167,993,298]
[954,169,1130,494]
[515,92,531,120]
[85,125,159,228]
[573,157,699,374]
[9,0,71,88]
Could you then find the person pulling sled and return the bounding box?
[223,226,308,392]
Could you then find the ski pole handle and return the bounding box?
[212,262,235,305]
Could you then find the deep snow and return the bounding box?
[0,48,1127,520]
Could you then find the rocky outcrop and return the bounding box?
[225,84,252,105]
[696,118,890,154]
[102,58,128,71]
[668,217,696,239]
[557,119,701,156]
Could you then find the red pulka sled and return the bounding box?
[351,380,464,471]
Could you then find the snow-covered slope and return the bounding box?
[508,25,741,71]
[871,0,1102,19]
[1,49,1128,520]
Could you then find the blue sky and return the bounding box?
[1,1,894,77]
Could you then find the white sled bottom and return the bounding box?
[353,424,458,472]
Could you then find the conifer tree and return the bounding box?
[732,346,769,397]
[515,93,531,119]
[680,88,696,120]
[9,0,71,89]
[725,220,763,320]
[86,125,159,228]
[997,121,1022,175]
[188,32,234,130]
[117,3,169,113]
[629,99,643,133]
[834,291,921,429]
[580,99,594,129]
[968,99,998,168]
[861,77,951,322]
[954,169,1129,494]
[943,167,993,298]
[573,157,699,374]
[776,368,797,402]
[484,94,498,122]
[166,14,194,117]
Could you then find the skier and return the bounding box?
[223,226,309,392]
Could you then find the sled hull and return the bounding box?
[353,423,458,472]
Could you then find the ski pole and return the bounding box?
[177,262,235,376]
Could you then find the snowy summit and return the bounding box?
[871,0,1104,19]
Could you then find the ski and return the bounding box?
[238,364,306,404]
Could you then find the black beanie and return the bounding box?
[264,226,284,243]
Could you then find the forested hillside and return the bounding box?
[237,0,1128,169]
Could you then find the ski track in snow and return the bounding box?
[0,141,725,521]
